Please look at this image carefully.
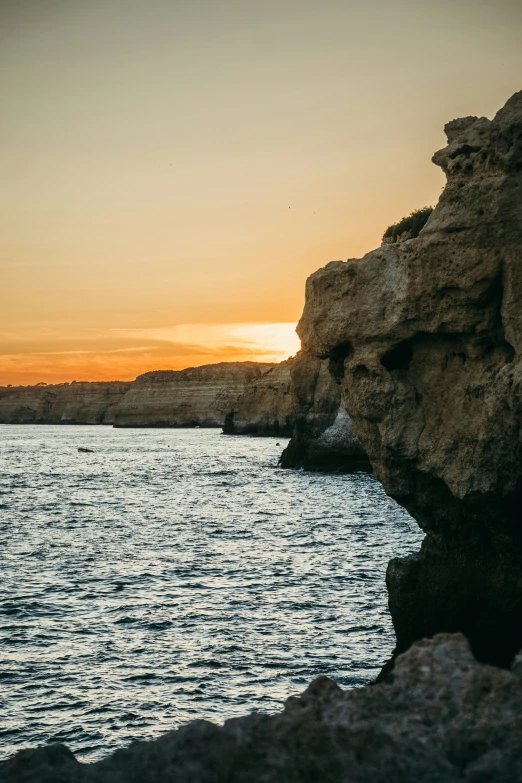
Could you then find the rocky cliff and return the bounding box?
[222,358,294,435]
[296,91,522,668]
[4,93,522,781]
[112,362,273,428]
[279,350,369,471]
[0,363,275,428]
[5,634,522,782]
[0,382,131,425]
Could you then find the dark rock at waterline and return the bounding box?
[297,90,522,668]
[4,634,522,782]
[280,350,370,472]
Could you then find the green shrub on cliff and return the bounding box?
[382,206,433,243]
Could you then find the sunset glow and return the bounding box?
[0,323,301,385]
[1,0,521,384]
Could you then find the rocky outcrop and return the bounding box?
[296,91,522,667]
[222,359,294,435]
[280,351,369,471]
[5,634,522,782]
[113,362,273,428]
[0,382,131,425]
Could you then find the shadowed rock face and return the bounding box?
[297,91,522,667]
[280,350,369,471]
[113,363,274,428]
[0,382,131,424]
[4,635,522,782]
[222,359,294,435]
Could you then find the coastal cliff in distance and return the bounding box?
[279,350,369,471]
[0,363,274,428]
[0,381,131,424]
[297,90,522,669]
[113,362,272,428]
[222,358,293,435]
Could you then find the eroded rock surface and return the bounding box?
[280,350,369,471]
[223,359,293,435]
[113,363,273,428]
[297,91,522,666]
[0,382,131,425]
[4,634,522,782]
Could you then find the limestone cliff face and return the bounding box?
[113,362,273,428]
[222,359,293,435]
[297,91,522,667]
[280,350,369,470]
[0,382,131,425]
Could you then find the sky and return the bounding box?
[1,0,521,384]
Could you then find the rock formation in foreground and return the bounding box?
[4,634,522,782]
[297,91,522,668]
[222,358,294,435]
[0,382,131,425]
[112,362,273,428]
[279,351,369,471]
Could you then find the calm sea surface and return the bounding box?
[0,425,422,762]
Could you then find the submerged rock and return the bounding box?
[4,634,522,781]
[297,90,522,667]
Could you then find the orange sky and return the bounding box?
[1,0,521,384]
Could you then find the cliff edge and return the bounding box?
[297,90,522,667]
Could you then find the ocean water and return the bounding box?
[0,425,422,762]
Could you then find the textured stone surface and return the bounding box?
[280,350,369,471]
[296,91,522,666]
[0,382,131,425]
[4,634,522,782]
[223,359,293,435]
[113,363,273,428]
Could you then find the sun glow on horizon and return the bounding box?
[118,322,301,363]
[0,322,301,386]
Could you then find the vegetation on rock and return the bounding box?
[382,206,433,243]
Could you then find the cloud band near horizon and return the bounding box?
[0,322,301,385]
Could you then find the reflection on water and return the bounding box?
[0,426,422,761]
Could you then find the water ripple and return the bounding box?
[0,425,422,762]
